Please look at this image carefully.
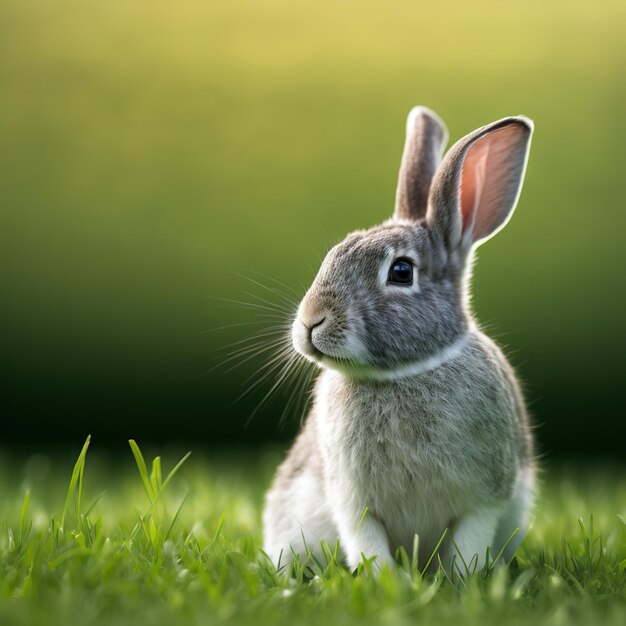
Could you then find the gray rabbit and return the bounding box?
[263,107,535,574]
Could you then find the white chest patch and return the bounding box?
[315,367,500,555]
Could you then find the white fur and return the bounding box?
[377,248,396,287]
[263,469,336,568]
[445,507,503,574]
[493,465,536,560]
[322,333,470,381]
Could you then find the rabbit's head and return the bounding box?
[293,107,533,377]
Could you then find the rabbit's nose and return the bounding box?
[307,316,328,348]
[299,303,328,332]
[302,314,327,336]
[292,307,331,359]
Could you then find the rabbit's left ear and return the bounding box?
[427,116,533,250]
[393,107,449,222]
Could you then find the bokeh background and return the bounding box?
[1,0,625,456]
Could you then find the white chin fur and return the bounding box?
[319,334,470,381]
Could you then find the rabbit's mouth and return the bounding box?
[292,313,370,367]
[299,347,365,373]
[292,317,329,363]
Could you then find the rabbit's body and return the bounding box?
[264,323,534,570]
[263,108,536,573]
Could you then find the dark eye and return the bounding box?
[388,259,413,285]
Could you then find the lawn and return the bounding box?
[0,439,624,626]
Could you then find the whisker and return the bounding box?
[225,342,294,378]
[199,341,281,377]
[235,268,303,300]
[205,271,321,429]
[294,364,317,423]
[233,273,300,308]
[215,326,289,351]
[221,346,288,376]
[237,344,294,387]
[280,361,310,427]
[245,353,304,424]
[198,321,272,335]
[219,340,283,364]
[234,356,293,408]
[205,295,292,316]
[239,289,297,312]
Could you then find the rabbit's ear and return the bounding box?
[427,117,533,250]
[393,106,449,222]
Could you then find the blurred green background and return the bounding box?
[1,0,624,455]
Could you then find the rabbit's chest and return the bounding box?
[341,395,471,509]
[318,372,470,473]
[316,379,472,551]
[315,371,505,520]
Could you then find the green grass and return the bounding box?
[0,439,625,626]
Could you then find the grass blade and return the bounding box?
[61,435,91,529]
[129,440,155,502]
[151,456,162,494]
[164,490,190,542]
[160,451,192,493]
[18,490,31,548]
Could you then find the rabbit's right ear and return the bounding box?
[393,107,448,222]
[426,116,533,252]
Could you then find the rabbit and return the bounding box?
[262,106,535,576]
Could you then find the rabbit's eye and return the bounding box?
[388,259,413,285]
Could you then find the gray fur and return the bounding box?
[394,107,449,222]
[263,108,535,575]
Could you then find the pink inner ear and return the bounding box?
[459,138,489,235]
[459,124,528,244]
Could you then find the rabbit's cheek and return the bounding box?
[338,330,369,361]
